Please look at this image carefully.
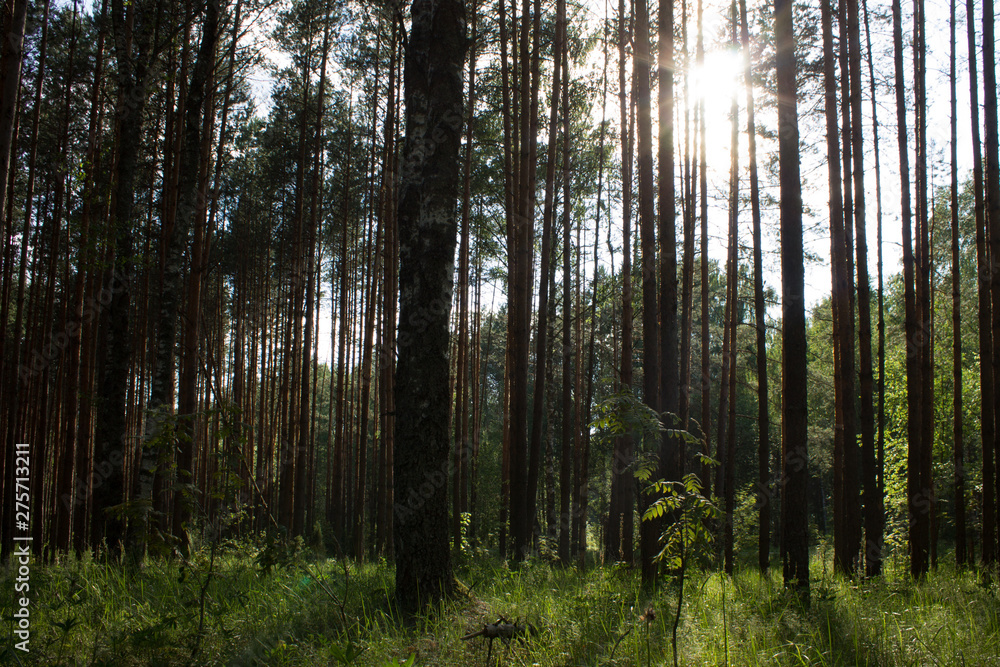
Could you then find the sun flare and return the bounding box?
[689,47,745,113]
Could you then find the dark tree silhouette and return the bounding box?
[393,0,467,613]
[775,0,808,594]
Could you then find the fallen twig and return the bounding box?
[609,627,633,661]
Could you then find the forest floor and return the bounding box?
[3,539,999,666]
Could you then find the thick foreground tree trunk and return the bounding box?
[93,0,160,561]
[393,0,467,614]
[775,0,809,595]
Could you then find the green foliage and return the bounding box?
[4,548,997,666]
[328,639,366,664]
[257,533,307,575]
[591,389,665,444]
[641,467,721,667]
[643,474,722,572]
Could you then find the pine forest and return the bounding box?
[2,0,1000,664]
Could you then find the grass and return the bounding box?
[3,542,999,666]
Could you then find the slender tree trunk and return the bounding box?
[469,255,485,546]
[545,294,558,545]
[860,0,887,546]
[739,0,769,572]
[528,0,563,539]
[580,4,610,567]
[607,0,634,565]
[559,43,574,564]
[53,1,83,554]
[983,0,1000,568]
[948,0,966,568]
[697,0,711,500]
[571,77,585,559]
[468,257,485,545]
[723,6,738,573]
[297,13,330,540]
[634,0,659,586]
[356,227,380,558]
[841,0,879,578]
[498,0,513,559]
[333,108,354,545]
[909,0,933,579]
[1,0,49,564]
[824,0,859,576]
[840,0,864,576]
[508,0,541,561]
[919,0,935,579]
[679,0,695,436]
[966,0,992,567]
[0,0,27,226]
[174,0,220,551]
[658,0,679,493]
[374,20,399,559]
[890,0,924,578]
[452,0,477,554]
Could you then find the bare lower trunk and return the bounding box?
[606,0,634,565]
[776,0,809,594]
[948,0,966,568]
[393,0,466,613]
[983,0,1000,567]
[634,0,659,587]
[965,0,992,567]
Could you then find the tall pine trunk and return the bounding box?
[844,0,879,578]
[983,0,1000,566]
[296,13,330,539]
[776,0,809,595]
[949,0,966,568]
[913,0,934,579]
[658,0,679,495]
[697,0,712,500]
[863,0,887,540]
[606,0,634,565]
[559,39,574,564]
[824,0,859,577]
[891,0,925,578]
[527,0,563,541]
[634,0,660,587]
[0,0,27,226]
[722,1,739,574]
[966,0,992,567]
[94,0,161,561]
[740,0,769,572]
[452,0,478,554]
[393,0,466,613]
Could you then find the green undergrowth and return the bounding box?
[3,543,998,666]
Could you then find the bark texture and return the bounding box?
[775,0,809,594]
[394,0,467,613]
